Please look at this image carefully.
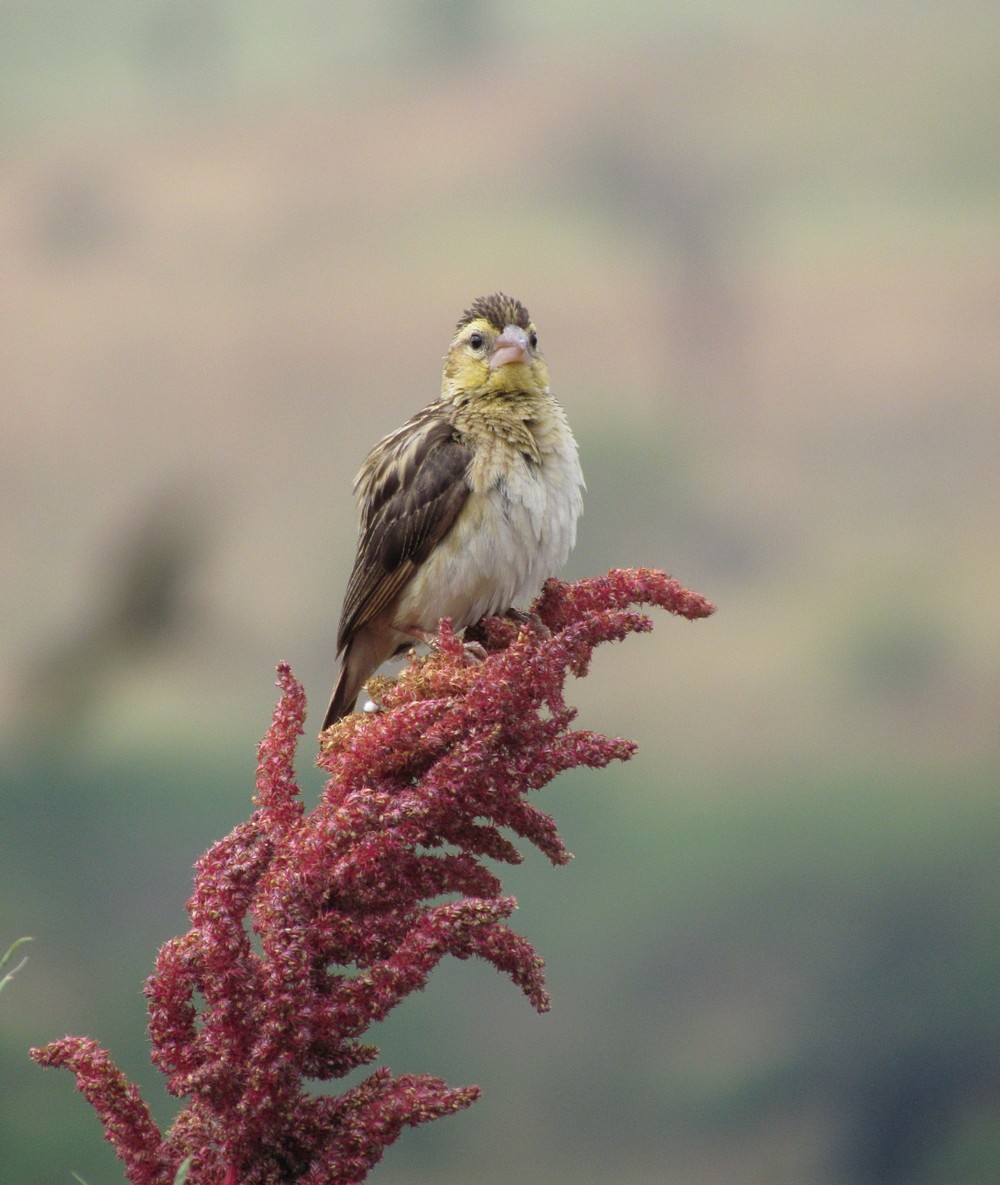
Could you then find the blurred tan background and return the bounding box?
[2,4,997,1184]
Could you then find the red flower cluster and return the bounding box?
[32,570,714,1184]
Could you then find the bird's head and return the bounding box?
[441,293,550,403]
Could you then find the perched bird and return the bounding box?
[321,293,584,730]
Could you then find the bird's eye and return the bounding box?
[529,330,538,350]
[468,332,485,351]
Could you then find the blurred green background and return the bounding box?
[2,3,997,1183]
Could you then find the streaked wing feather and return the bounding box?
[337,409,472,650]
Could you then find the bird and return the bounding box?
[321,293,584,731]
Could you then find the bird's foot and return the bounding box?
[407,628,486,666]
[505,606,551,639]
[461,639,488,663]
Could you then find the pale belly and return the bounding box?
[394,443,583,636]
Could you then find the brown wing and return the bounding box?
[336,408,472,652]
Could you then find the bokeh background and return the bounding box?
[2,3,997,1183]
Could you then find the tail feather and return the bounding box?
[321,662,365,732]
[320,630,387,732]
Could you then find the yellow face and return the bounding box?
[442,315,550,401]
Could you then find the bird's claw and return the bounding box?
[414,629,486,665]
[505,607,551,639]
[461,640,487,663]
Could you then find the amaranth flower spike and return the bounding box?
[31,568,715,1184]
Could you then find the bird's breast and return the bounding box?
[394,411,583,634]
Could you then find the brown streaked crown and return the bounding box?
[456,293,531,334]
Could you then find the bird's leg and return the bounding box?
[404,628,440,649]
[403,627,486,665]
[504,606,551,639]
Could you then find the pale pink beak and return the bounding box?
[489,325,532,370]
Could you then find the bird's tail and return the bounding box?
[320,631,386,732]
[320,662,363,732]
